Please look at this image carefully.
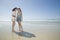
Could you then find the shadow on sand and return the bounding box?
[14,31,36,38]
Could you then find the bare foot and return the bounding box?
[12,30,15,32]
[19,28,23,32]
[20,29,23,32]
[21,28,23,33]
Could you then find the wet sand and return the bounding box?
[0,21,60,40]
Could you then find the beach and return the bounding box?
[0,21,60,40]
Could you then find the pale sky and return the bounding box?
[0,0,60,21]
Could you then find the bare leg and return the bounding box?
[12,21,15,32]
[18,21,23,32]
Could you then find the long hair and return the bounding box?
[12,7,17,11]
[18,8,21,12]
[17,8,22,16]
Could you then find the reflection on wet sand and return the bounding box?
[14,31,36,38]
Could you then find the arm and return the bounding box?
[12,12,16,17]
[12,15,16,17]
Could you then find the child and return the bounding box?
[16,8,23,32]
[11,8,17,32]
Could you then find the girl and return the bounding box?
[16,8,23,32]
[12,8,17,32]
[12,7,23,32]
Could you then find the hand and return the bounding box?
[12,15,16,17]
